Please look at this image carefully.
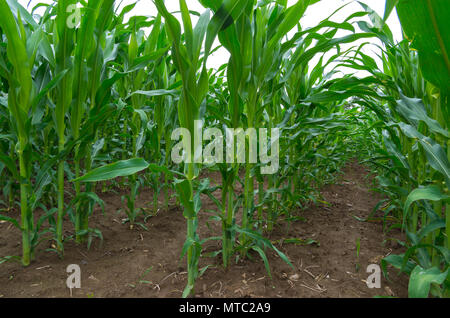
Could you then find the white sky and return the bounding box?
[18,0,402,74]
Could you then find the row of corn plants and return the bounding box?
[0,0,448,297]
[333,1,449,297]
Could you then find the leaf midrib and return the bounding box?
[426,0,450,77]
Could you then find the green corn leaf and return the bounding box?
[174,178,196,219]
[403,186,449,229]
[179,0,194,56]
[147,163,183,177]
[128,47,170,72]
[71,0,103,134]
[153,0,182,45]
[408,265,449,298]
[252,246,272,278]
[381,254,416,277]
[192,10,210,63]
[204,0,248,64]
[182,284,194,298]
[0,0,33,118]
[0,214,21,230]
[358,1,394,44]
[396,0,450,91]
[382,130,410,170]
[95,72,127,107]
[267,0,311,51]
[396,95,448,138]
[0,256,21,265]
[383,0,399,22]
[6,0,39,29]
[233,226,294,269]
[0,154,19,179]
[199,0,221,12]
[394,122,450,185]
[293,33,378,71]
[72,158,150,183]
[31,69,69,109]
[418,138,450,186]
[417,219,446,242]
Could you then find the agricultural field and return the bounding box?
[0,0,448,300]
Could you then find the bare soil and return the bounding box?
[0,161,409,298]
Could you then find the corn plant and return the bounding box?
[152,0,224,297]
[69,0,116,242]
[0,0,62,265]
[0,1,37,266]
[346,0,450,297]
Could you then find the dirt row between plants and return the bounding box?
[0,161,408,298]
